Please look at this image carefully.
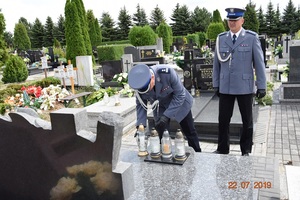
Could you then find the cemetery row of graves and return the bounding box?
[2,32,300,119]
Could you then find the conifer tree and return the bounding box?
[31,18,44,48]
[64,0,86,66]
[149,5,166,31]
[0,10,9,67]
[156,21,172,54]
[117,6,132,40]
[44,16,54,47]
[73,0,92,56]
[13,23,31,51]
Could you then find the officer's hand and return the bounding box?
[214,87,220,97]
[155,115,170,132]
[256,89,266,99]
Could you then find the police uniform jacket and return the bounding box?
[212,28,266,95]
[136,64,193,127]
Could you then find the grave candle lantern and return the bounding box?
[149,128,161,158]
[136,124,148,157]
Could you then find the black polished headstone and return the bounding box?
[140,49,156,59]
[101,60,122,82]
[124,46,140,62]
[0,109,124,199]
[289,46,300,82]
[195,64,213,91]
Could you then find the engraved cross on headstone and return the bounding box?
[285,36,291,53]
[124,60,130,73]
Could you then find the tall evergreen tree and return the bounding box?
[87,10,98,47]
[117,6,132,40]
[31,18,44,48]
[53,15,66,46]
[132,4,149,26]
[149,5,166,31]
[257,6,267,34]
[18,17,32,41]
[13,23,31,51]
[156,21,172,54]
[73,0,92,56]
[94,18,102,45]
[265,2,277,37]
[0,10,9,67]
[243,3,259,33]
[170,4,191,36]
[44,16,54,47]
[190,7,211,33]
[4,31,13,48]
[64,0,86,66]
[282,0,298,34]
[100,12,117,41]
[212,9,222,23]
[273,5,282,37]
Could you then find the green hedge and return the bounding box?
[97,44,132,62]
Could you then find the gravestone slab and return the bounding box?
[156,37,163,53]
[0,108,132,199]
[289,46,300,82]
[76,55,94,86]
[124,46,141,62]
[101,60,122,82]
[121,54,133,73]
[120,150,280,200]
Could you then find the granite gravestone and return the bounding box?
[124,46,141,62]
[195,64,213,91]
[101,60,122,82]
[121,54,133,73]
[0,108,132,199]
[280,45,300,102]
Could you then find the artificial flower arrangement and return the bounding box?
[112,72,128,86]
[4,85,70,111]
[50,160,120,200]
[119,84,134,97]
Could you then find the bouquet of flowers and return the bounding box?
[112,72,128,86]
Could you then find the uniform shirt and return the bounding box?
[213,28,266,95]
[135,64,193,127]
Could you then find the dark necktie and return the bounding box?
[233,34,236,44]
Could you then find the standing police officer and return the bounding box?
[212,8,266,156]
[128,64,201,152]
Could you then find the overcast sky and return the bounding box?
[1,0,300,33]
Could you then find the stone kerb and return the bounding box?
[85,96,137,134]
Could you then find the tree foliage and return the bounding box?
[149,5,166,31]
[13,23,31,51]
[156,21,172,54]
[206,22,225,40]
[117,6,132,40]
[2,55,28,83]
[0,11,9,67]
[132,4,149,26]
[128,25,157,46]
[31,18,44,48]
[170,4,191,36]
[87,10,101,46]
[53,14,66,46]
[64,0,86,66]
[282,0,298,34]
[44,16,54,47]
[190,7,212,33]
[100,12,117,41]
[243,3,259,33]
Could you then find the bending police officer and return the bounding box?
[128,64,201,152]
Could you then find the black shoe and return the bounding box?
[213,150,229,154]
[242,153,249,156]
